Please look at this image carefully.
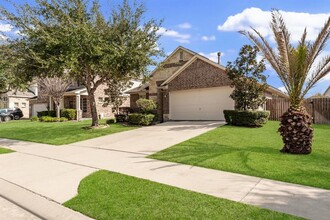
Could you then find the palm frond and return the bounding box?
[305,16,330,74]
[302,55,330,97]
[270,10,292,85]
[240,28,290,94]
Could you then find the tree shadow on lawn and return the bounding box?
[151,140,330,189]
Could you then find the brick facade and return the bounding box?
[130,94,139,109]
[168,59,231,92]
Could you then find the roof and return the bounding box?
[125,83,149,94]
[324,85,330,96]
[128,45,288,98]
[6,90,36,98]
[64,87,88,96]
[161,54,226,86]
[266,85,289,98]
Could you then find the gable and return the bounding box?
[167,58,231,92]
[149,47,195,94]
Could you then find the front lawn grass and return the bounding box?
[0,120,136,145]
[150,121,330,190]
[64,170,300,220]
[0,147,13,154]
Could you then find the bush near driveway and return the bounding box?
[128,113,155,126]
[224,110,270,127]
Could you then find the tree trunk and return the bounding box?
[88,90,99,127]
[278,106,313,154]
[56,104,60,119]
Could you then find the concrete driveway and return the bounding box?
[70,121,223,154]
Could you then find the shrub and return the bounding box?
[128,113,155,126]
[30,116,39,122]
[106,118,116,124]
[61,109,76,120]
[37,110,56,118]
[223,110,270,127]
[40,116,68,122]
[136,98,157,114]
[115,114,128,122]
[59,117,68,122]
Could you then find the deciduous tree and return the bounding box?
[1,0,162,126]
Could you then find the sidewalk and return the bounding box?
[0,121,329,219]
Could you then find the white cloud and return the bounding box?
[157,27,191,44]
[218,7,330,42]
[201,35,216,41]
[278,86,287,94]
[0,23,13,32]
[0,34,6,41]
[199,51,224,63]
[177,22,192,29]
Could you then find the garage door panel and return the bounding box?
[169,87,234,120]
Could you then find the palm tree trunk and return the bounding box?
[278,106,313,154]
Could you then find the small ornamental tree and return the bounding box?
[226,45,268,110]
[105,78,132,115]
[38,76,72,118]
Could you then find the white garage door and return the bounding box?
[32,103,48,117]
[169,86,234,120]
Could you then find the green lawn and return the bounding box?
[150,121,330,190]
[0,120,136,145]
[0,147,13,154]
[64,170,300,220]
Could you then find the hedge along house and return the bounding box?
[127,46,288,121]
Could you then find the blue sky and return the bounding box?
[2,0,330,96]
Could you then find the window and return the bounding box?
[21,102,27,108]
[98,97,104,103]
[14,102,19,107]
[179,51,183,61]
[82,98,88,113]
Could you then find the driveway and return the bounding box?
[70,121,223,154]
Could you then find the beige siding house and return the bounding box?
[127,46,288,121]
[0,89,36,118]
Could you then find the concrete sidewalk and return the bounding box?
[0,121,329,219]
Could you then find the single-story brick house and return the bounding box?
[127,46,287,121]
[30,80,139,119]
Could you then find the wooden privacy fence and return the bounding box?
[266,97,330,124]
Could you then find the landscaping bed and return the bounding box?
[64,170,299,220]
[150,121,330,190]
[0,120,136,145]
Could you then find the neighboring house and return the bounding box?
[127,46,288,121]
[324,86,330,96]
[0,88,36,118]
[30,80,139,119]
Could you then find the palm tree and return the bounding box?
[241,10,330,154]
